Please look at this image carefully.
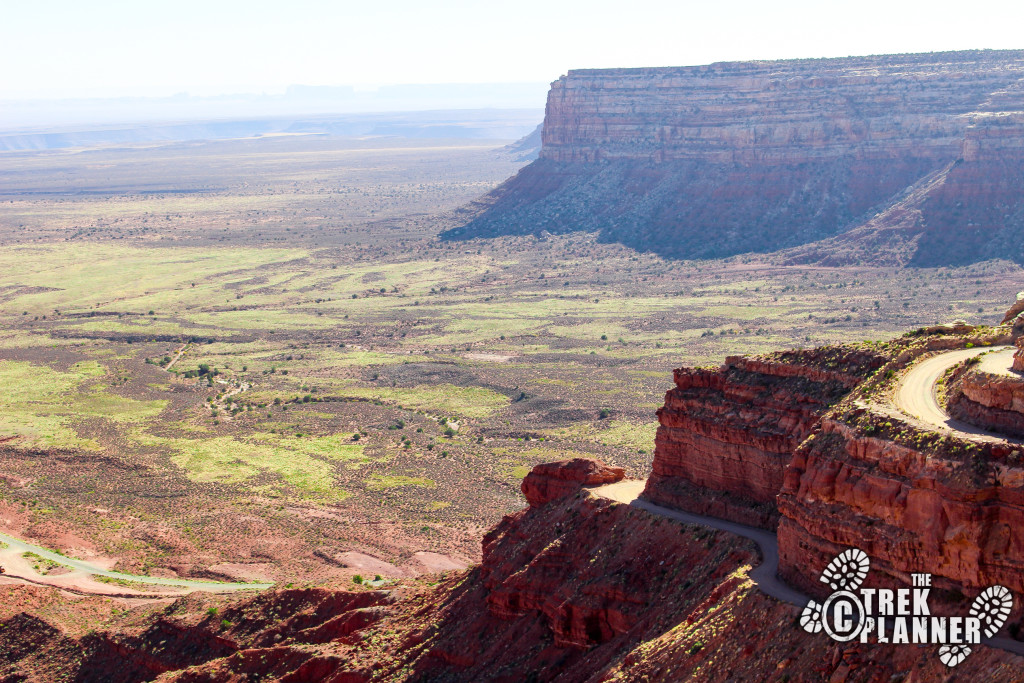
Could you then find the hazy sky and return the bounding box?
[5,0,1024,99]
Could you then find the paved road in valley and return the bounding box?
[0,530,272,595]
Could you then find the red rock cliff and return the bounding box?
[778,410,1024,599]
[445,50,1024,265]
[945,359,1024,438]
[7,472,1024,682]
[642,347,885,528]
[521,458,624,507]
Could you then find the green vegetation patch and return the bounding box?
[337,383,509,419]
[365,474,436,490]
[22,551,62,575]
[0,360,166,450]
[249,432,367,463]
[508,465,532,479]
[0,243,307,314]
[95,575,167,592]
[138,432,364,499]
[548,420,658,451]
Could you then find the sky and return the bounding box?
[4,0,1024,100]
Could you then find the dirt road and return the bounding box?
[0,530,272,597]
[591,480,1024,658]
[894,345,1018,441]
[596,480,804,606]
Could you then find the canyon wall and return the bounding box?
[777,410,1024,598]
[446,50,1024,265]
[642,346,885,528]
[644,316,1024,605]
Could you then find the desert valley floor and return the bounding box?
[0,135,1020,594]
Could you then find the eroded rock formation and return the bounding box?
[446,50,1024,265]
[5,478,1024,681]
[643,305,1024,609]
[642,347,885,528]
[521,457,624,507]
[946,361,1024,437]
[777,411,1024,598]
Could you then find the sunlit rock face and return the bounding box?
[446,50,1024,265]
[643,348,885,529]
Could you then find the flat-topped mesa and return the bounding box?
[541,55,1022,165]
[642,346,886,529]
[906,112,1024,266]
[446,50,1024,265]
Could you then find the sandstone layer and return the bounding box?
[642,309,1024,612]
[446,50,1024,265]
[521,457,624,507]
[642,346,885,528]
[946,362,1024,437]
[777,410,1024,599]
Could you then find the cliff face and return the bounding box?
[642,347,885,528]
[521,458,624,507]
[642,312,1024,605]
[445,50,1024,265]
[946,363,1024,437]
[777,412,1024,598]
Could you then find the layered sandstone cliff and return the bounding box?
[446,50,1024,265]
[766,317,1024,598]
[642,308,1024,607]
[945,355,1024,437]
[521,457,624,507]
[642,346,886,528]
[777,410,1024,598]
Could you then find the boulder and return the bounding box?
[520,459,624,507]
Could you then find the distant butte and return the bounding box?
[445,50,1024,266]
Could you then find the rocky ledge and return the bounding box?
[521,457,624,507]
[645,295,1024,610]
[5,462,1024,681]
[642,347,886,528]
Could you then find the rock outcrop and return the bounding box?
[445,50,1024,265]
[777,410,1024,599]
[521,458,624,507]
[6,479,1024,681]
[642,307,1024,608]
[1002,292,1024,325]
[643,347,886,528]
[946,358,1024,437]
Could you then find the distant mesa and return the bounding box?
[0,109,544,152]
[502,124,542,161]
[445,50,1024,266]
